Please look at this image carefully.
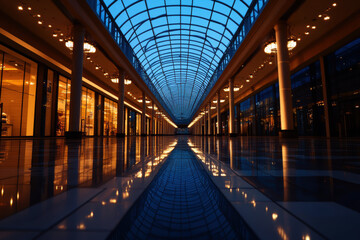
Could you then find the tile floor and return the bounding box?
[0,136,359,239]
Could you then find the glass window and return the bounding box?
[81,87,95,136]
[103,98,117,136]
[44,69,54,136]
[0,49,37,136]
[56,76,70,136]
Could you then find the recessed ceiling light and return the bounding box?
[318,14,322,18]
[18,6,23,11]
[311,26,316,29]
[27,7,32,10]
[246,79,250,82]
[95,66,100,70]
[249,74,253,78]
[332,3,337,7]
[48,24,52,28]
[37,14,41,18]
[37,20,43,25]
[297,38,301,41]
[306,25,310,28]
[52,33,58,37]
[324,16,330,21]
[59,38,63,42]
[305,31,310,35]
[269,61,273,65]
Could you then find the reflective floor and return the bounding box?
[0,136,359,239]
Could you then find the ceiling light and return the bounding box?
[48,24,52,28]
[223,86,240,92]
[305,31,310,35]
[111,77,118,83]
[323,16,330,21]
[297,38,301,41]
[264,41,277,54]
[332,3,337,7]
[27,7,32,10]
[306,25,310,28]
[240,85,244,88]
[59,39,63,42]
[264,37,297,54]
[65,40,96,53]
[95,66,100,70]
[249,74,254,78]
[318,14,322,18]
[104,72,108,76]
[246,79,250,82]
[53,33,58,37]
[311,26,316,29]
[37,14,41,18]
[18,6,23,10]
[86,56,91,60]
[124,79,132,85]
[269,61,273,65]
[211,106,216,109]
[37,20,43,25]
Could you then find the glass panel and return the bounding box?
[56,76,69,136]
[44,70,54,136]
[1,53,25,136]
[103,98,117,136]
[21,61,37,136]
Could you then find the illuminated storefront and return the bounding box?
[0,46,37,137]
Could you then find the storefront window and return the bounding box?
[103,98,117,136]
[81,87,95,136]
[0,48,37,136]
[56,76,70,136]
[326,37,360,137]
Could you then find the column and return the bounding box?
[66,23,85,138]
[217,91,221,135]
[229,78,236,137]
[141,92,146,136]
[275,21,295,137]
[117,70,125,137]
[320,56,331,138]
[208,102,211,135]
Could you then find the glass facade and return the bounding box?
[103,98,117,136]
[0,47,37,137]
[291,61,325,136]
[326,38,360,137]
[81,87,95,136]
[56,76,71,136]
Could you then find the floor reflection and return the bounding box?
[189,136,360,213]
[0,136,175,220]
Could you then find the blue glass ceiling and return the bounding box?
[104,0,252,122]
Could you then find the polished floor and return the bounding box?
[0,136,359,239]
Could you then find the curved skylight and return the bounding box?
[104,0,252,122]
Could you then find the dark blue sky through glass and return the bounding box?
[104,0,251,121]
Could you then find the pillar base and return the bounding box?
[229,133,237,137]
[116,133,125,137]
[65,131,83,139]
[141,134,147,136]
[279,130,297,138]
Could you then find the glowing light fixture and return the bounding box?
[65,40,96,53]
[18,6,23,10]
[223,86,240,92]
[264,38,297,54]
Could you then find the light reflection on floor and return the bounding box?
[0,136,359,239]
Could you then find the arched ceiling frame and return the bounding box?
[104,0,253,122]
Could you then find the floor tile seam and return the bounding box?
[31,187,107,240]
[199,150,330,240]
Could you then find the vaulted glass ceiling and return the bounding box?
[104,0,253,122]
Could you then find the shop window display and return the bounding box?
[0,47,37,136]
